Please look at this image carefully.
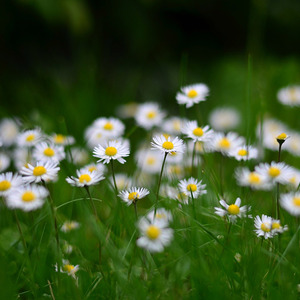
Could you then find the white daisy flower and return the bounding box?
[61,221,80,233]
[0,153,10,172]
[285,131,300,156]
[271,219,288,235]
[137,216,173,253]
[116,102,138,119]
[135,102,166,130]
[136,149,163,174]
[13,148,35,171]
[214,197,250,223]
[16,128,43,147]
[254,215,274,239]
[20,161,60,184]
[66,169,104,187]
[286,167,300,189]
[176,83,209,108]
[33,142,65,163]
[50,133,75,146]
[58,259,79,279]
[118,187,149,206]
[84,125,107,149]
[229,145,258,161]
[255,161,294,185]
[165,150,184,165]
[0,172,23,196]
[0,118,19,146]
[208,132,245,155]
[162,117,187,135]
[235,167,272,190]
[151,135,185,155]
[110,173,133,190]
[277,85,300,107]
[68,147,89,166]
[146,208,173,226]
[62,241,74,254]
[5,184,49,211]
[209,107,240,131]
[93,117,125,138]
[178,177,207,199]
[182,120,214,143]
[280,192,300,216]
[165,164,185,180]
[93,140,130,164]
[80,163,106,175]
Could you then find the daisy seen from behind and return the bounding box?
[118,187,150,206]
[176,83,209,108]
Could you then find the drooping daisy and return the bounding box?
[255,161,294,185]
[61,221,80,233]
[208,132,245,155]
[235,167,272,190]
[209,107,240,131]
[136,149,163,174]
[162,117,187,135]
[66,169,105,187]
[151,135,185,155]
[0,153,10,172]
[5,184,49,211]
[0,118,19,146]
[33,142,65,163]
[50,133,75,146]
[176,83,209,108]
[254,215,274,239]
[93,140,130,164]
[118,187,150,206]
[20,161,60,184]
[16,128,43,147]
[271,219,288,235]
[229,145,258,161]
[146,208,173,226]
[0,172,23,196]
[178,177,207,199]
[137,216,173,253]
[214,198,250,223]
[277,85,300,107]
[135,102,166,130]
[280,192,300,216]
[182,121,214,143]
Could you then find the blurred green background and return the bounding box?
[1,0,300,139]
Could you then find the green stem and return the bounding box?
[191,142,196,177]
[110,160,118,195]
[85,186,98,219]
[133,201,138,221]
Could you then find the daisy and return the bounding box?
[115,102,138,119]
[271,219,288,235]
[33,142,65,163]
[280,192,300,216]
[235,167,272,190]
[20,161,60,184]
[137,216,173,253]
[165,164,185,180]
[0,172,23,196]
[84,125,106,149]
[93,117,125,138]
[135,102,165,130]
[254,215,274,239]
[146,208,173,226]
[5,184,49,211]
[118,187,150,206]
[277,85,300,107]
[0,118,19,146]
[68,147,90,166]
[255,161,294,185]
[66,169,105,187]
[110,173,133,190]
[151,135,185,155]
[178,177,207,199]
[80,163,106,175]
[176,83,209,108]
[285,131,300,156]
[61,221,80,233]
[16,128,43,147]
[286,167,300,189]
[214,198,250,223]
[136,149,163,174]
[0,153,10,172]
[162,117,187,135]
[229,145,258,161]
[50,133,75,146]
[208,132,245,155]
[13,148,35,171]
[58,259,79,279]
[209,107,240,131]
[93,140,130,164]
[182,120,214,143]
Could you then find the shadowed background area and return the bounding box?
[1,0,300,139]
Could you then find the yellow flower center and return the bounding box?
[249,172,261,184]
[277,133,287,140]
[272,222,281,230]
[170,165,182,175]
[289,88,297,101]
[187,89,198,98]
[33,166,47,176]
[268,167,281,177]
[187,184,197,192]
[147,111,156,119]
[22,191,36,202]
[88,166,97,172]
[146,225,161,240]
[227,204,240,215]
[193,127,204,137]
[173,121,181,131]
[54,134,65,144]
[25,134,35,142]
[63,264,75,273]
[146,157,155,165]
[0,180,11,191]
[128,192,139,201]
[238,149,248,156]
[156,213,166,219]
[105,146,117,156]
[43,147,55,157]
[103,122,114,130]
[293,197,300,206]
[218,137,231,149]
[162,141,174,150]
[261,223,271,232]
[79,174,91,183]
[66,222,76,230]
